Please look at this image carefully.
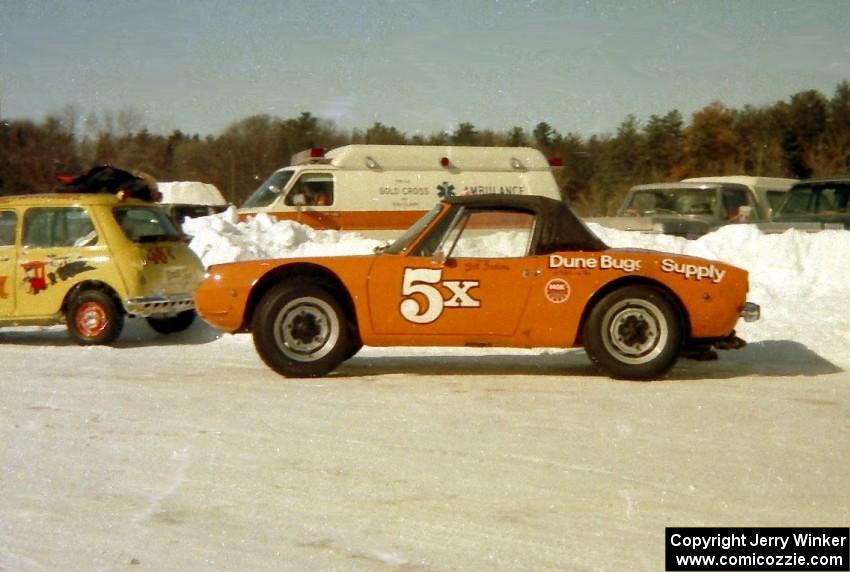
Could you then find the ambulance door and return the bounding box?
[367,208,538,338]
[0,210,17,316]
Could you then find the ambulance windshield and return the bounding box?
[242,170,294,208]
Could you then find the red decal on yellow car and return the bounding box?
[21,261,49,294]
[20,259,97,295]
[146,246,176,264]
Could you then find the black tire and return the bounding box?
[582,285,684,380]
[252,281,352,378]
[147,310,196,334]
[345,324,363,359]
[346,340,364,360]
[65,289,124,346]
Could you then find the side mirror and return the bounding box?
[432,249,447,266]
[738,205,752,221]
[292,193,306,206]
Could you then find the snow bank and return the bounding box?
[182,210,850,367]
[182,207,383,267]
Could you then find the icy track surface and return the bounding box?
[0,211,847,570]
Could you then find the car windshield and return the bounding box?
[242,170,295,208]
[382,204,443,254]
[113,206,184,243]
[621,188,717,216]
[774,183,850,217]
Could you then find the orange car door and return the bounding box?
[367,208,541,338]
[367,254,537,337]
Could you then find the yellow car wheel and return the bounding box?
[65,290,124,346]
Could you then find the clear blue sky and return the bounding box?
[1,0,849,138]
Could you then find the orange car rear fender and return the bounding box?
[574,275,691,345]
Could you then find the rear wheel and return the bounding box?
[582,285,684,380]
[252,281,352,378]
[66,290,124,346]
[147,310,196,334]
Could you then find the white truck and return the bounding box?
[589,176,795,238]
[238,145,564,238]
[157,181,230,223]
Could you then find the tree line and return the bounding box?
[1,81,848,215]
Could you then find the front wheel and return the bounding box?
[252,281,352,378]
[147,310,196,334]
[582,285,684,380]
[65,289,124,346]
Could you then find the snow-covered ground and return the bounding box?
[1,210,847,571]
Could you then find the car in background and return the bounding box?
[590,176,795,238]
[158,181,230,224]
[681,176,792,219]
[0,191,204,345]
[195,195,759,381]
[765,176,850,231]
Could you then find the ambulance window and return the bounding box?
[285,175,335,207]
[441,209,535,258]
[242,170,294,208]
[0,211,16,246]
[22,207,98,248]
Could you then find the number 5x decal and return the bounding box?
[400,268,480,324]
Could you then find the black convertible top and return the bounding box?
[444,194,608,253]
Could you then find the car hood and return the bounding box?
[772,213,850,230]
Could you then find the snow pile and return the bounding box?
[182,207,383,267]
[182,209,850,367]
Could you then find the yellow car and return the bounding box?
[0,192,204,345]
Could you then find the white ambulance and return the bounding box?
[238,145,564,237]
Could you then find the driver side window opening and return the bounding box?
[434,208,536,259]
[721,188,753,221]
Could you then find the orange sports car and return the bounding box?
[195,195,759,380]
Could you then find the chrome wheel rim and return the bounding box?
[272,297,339,362]
[601,298,668,365]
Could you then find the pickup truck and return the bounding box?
[757,176,850,232]
[589,176,795,238]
